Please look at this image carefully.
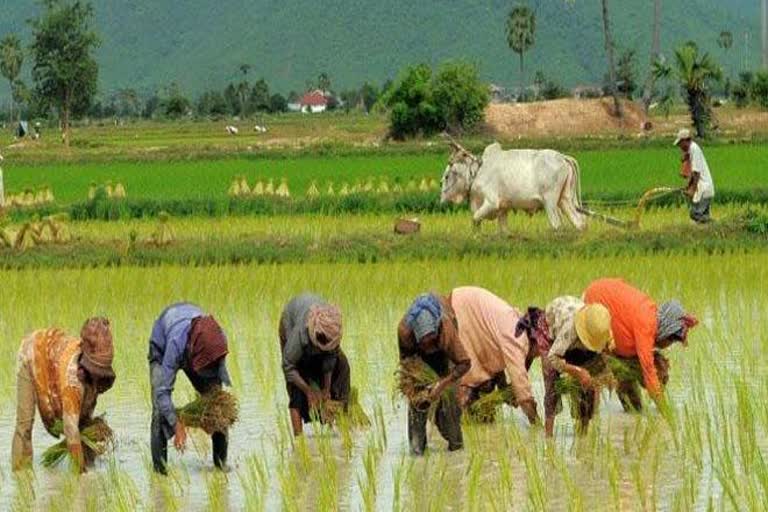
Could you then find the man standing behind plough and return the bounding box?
[583,278,698,409]
[12,318,116,472]
[675,128,715,223]
[148,303,231,474]
[279,293,351,436]
[398,293,469,455]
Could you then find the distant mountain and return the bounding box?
[0,0,761,100]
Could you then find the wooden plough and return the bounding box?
[578,186,684,229]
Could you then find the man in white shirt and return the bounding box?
[674,129,715,223]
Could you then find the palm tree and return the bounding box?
[654,43,723,137]
[506,5,536,90]
[641,0,662,113]
[0,34,24,122]
[238,64,251,116]
[600,0,623,118]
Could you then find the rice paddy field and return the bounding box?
[3,145,767,204]
[0,253,765,511]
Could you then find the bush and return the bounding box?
[751,72,768,109]
[385,61,489,139]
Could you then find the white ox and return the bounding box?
[440,141,585,232]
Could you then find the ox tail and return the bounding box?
[564,155,582,209]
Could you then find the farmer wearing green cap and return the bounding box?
[279,293,351,436]
[517,298,614,436]
[148,303,232,474]
[398,293,470,455]
[12,317,116,472]
[675,128,715,223]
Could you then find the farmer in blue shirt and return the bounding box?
[148,302,231,474]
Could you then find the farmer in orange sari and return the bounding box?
[12,318,116,472]
[584,278,698,409]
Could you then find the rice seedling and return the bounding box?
[41,416,114,468]
[176,389,239,435]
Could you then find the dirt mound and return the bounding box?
[486,98,646,139]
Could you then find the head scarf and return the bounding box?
[188,316,228,373]
[80,317,116,386]
[306,304,343,351]
[656,300,686,342]
[405,293,442,343]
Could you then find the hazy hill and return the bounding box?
[0,0,762,100]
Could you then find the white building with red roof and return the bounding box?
[299,89,330,113]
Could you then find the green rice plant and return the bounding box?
[41,416,114,468]
[175,388,239,435]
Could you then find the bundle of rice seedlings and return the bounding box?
[377,179,390,194]
[0,227,14,248]
[264,179,275,195]
[276,178,290,197]
[228,178,240,197]
[44,186,55,203]
[428,177,439,190]
[363,178,374,193]
[113,182,126,199]
[466,387,515,424]
[339,182,350,196]
[607,353,670,387]
[151,211,175,246]
[405,179,417,192]
[392,183,403,194]
[350,181,362,194]
[104,181,114,198]
[176,389,239,435]
[554,357,616,396]
[239,177,251,195]
[88,182,98,200]
[315,387,370,428]
[41,416,114,468]
[306,181,320,198]
[325,182,335,196]
[14,223,38,250]
[252,180,265,196]
[418,178,429,192]
[395,357,456,418]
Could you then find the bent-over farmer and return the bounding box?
[148,302,231,474]
[398,293,469,455]
[675,128,715,223]
[450,286,540,425]
[584,278,698,410]
[279,293,351,436]
[517,298,614,436]
[12,318,115,472]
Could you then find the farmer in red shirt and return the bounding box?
[583,278,698,409]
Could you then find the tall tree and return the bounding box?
[0,34,24,122]
[317,72,331,92]
[29,0,100,146]
[238,63,251,116]
[506,5,536,90]
[600,0,623,118]
[641,0,662,113]
[654,42,722,137]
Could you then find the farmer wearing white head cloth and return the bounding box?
[279,293,351,436]
[398,293,470,455]
[675,128,715,223]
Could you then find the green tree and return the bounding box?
[752,71,768,109]
[432,61,490,133]
[654,42,723,137]
[641,0,662,112]
[615,49,637,99]
[29,0,100,146]
[248,79,270,112]
[384,64,441,139]
[268,93,287,113]
[162,82,190,118]
[317,72,331,92]
[506,5,536,88]
[359,82,379,112]
[237,64,251,116]
[0,34,24,122]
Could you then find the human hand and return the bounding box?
[174,420,187,452]
[307,389,324,410]
[576,369,593,390]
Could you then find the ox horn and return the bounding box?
[441,131,470,155]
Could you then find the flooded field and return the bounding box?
[0,253,765,511]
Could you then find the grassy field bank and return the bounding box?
[0,253,765,510]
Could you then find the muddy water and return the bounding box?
[0,255,764,510]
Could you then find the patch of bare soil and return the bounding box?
[486,98,646,138]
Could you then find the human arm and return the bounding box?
[282,327,322,405]
[430,315,470,401]
[62,390,86,473]
[636,327,662,400]
[685,172,700,198]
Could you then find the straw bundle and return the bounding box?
[44,186,55,203]
[104,182,114,198]
[276,178,290,197]
[405,179,417,192]
[306,181,320,198]
[339,182,350,196]
[377,180,390,194]
[176,389,239,435]
[88,183,98,200]
[264,179,275,195]
[351,181,362,194]
[392,183,403,193]
[228,179,240,197]
[14,223,38,250]
[113,183,126,199]
[34,190,46,205]
[151,212,175,246]
[363,179,374,193]
[428,177,439,190]
[239,177,251,195]
[325,182,335,196]
[42,416,114,468]
[252,180,264,195]
[418,178,429,192]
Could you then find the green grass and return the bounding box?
[4,144,767,207]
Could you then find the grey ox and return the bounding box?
[440,140,586,232]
